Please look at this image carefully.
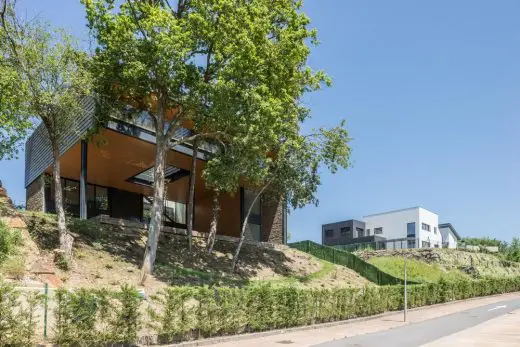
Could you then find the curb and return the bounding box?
[151,291,520,346]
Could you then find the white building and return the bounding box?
[438,223,460,248]
[363,207,443,249]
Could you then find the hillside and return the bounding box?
[0,197,370,292]
[357,248,520,281]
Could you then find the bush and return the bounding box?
[0,221,23,262]
[149,277,520,344]
[54,285,141,346]
[2,255,26,279]
[0,279,42,346]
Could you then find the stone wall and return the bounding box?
[261,196,285,244]
[26,175,45,212]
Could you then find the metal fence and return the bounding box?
[333,237,444,252]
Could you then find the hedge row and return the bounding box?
[2,277,520,346]
[289,240,413,285]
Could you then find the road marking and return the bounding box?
[488,305,507,311]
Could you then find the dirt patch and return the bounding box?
[1,202,370,292]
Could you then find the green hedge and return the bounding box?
[148,277,520,343]
[54,285,141,346]
[2,277,520,345]
[0,279,42,346]
[289,240,414,285]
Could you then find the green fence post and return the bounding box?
[332,248,336,263]
[43,282,48,340]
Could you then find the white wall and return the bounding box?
[363,207,442,249]
[439,226,458,248]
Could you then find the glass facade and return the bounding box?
[242,189,261,241]
[407,222,416,238]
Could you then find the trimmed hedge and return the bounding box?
[54,285,141,346]
[148,277,520,343]
[0,279,42,346]
[289,240,413,285]
[2,277,520,345]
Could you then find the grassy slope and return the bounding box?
[362,248,520,282]
[368,256,471,283]
[0,199,370,290]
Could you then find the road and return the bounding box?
[316,298,520,347]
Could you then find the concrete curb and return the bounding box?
[150,291,520,347]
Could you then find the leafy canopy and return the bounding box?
[0,1,92,146]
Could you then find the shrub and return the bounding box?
[0,279,42,346]
[0,221,23,262]
[54,286,141,346]
[150,277,520,344]
[2,255,26,279]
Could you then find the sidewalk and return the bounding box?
[191,292,520,347]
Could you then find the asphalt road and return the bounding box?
[314,297,520,347]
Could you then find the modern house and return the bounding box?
[439,223,461,248]
[322,219,385,247]
[322,207,456,249]
[24,98,287,244]
[363,207,443,249]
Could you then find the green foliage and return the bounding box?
[462,237,506,248]
[505,238,520,262]
[0,1,93,148]
[0,220,22,262]
[368,256,470,283]
[54,286,141,346]
[150,277,520,343]
[0,279,42,346]
[289,241,407,285]
[1,255,25,279]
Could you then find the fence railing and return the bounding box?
[289,240,417,285]
[333,238,424,252]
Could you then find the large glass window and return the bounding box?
[143,197,187,227]
[242,189,261,241]
[356,227,365,238]
[324,229,334,238]
[87,184,109,217]
[407,222,416,238]
[374,227,383,234]
[421,223,431,232]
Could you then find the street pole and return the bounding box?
[404,257,408,322]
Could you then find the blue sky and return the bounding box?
[2,1,520,242]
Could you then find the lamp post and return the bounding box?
[404,256,408,322]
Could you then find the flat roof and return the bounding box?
[322,219,364,227]
[364,206,438,218]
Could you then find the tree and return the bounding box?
[83,0,328,280]
[0,58,32,160]
[0,1,92,260]
[230,122,351,272]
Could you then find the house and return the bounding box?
[24,98,287,244]
[363,207,443,249]
[322,206,449,249]
[322,219,385,246]
[438,223,461,248]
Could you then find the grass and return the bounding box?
[253,260,338,287]
[368,256,470,283]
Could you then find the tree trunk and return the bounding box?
[230,185,268,273]
[140,120,168,283]
[52,142,73,260]
[207,190,220,254]
[186,138,199,252]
